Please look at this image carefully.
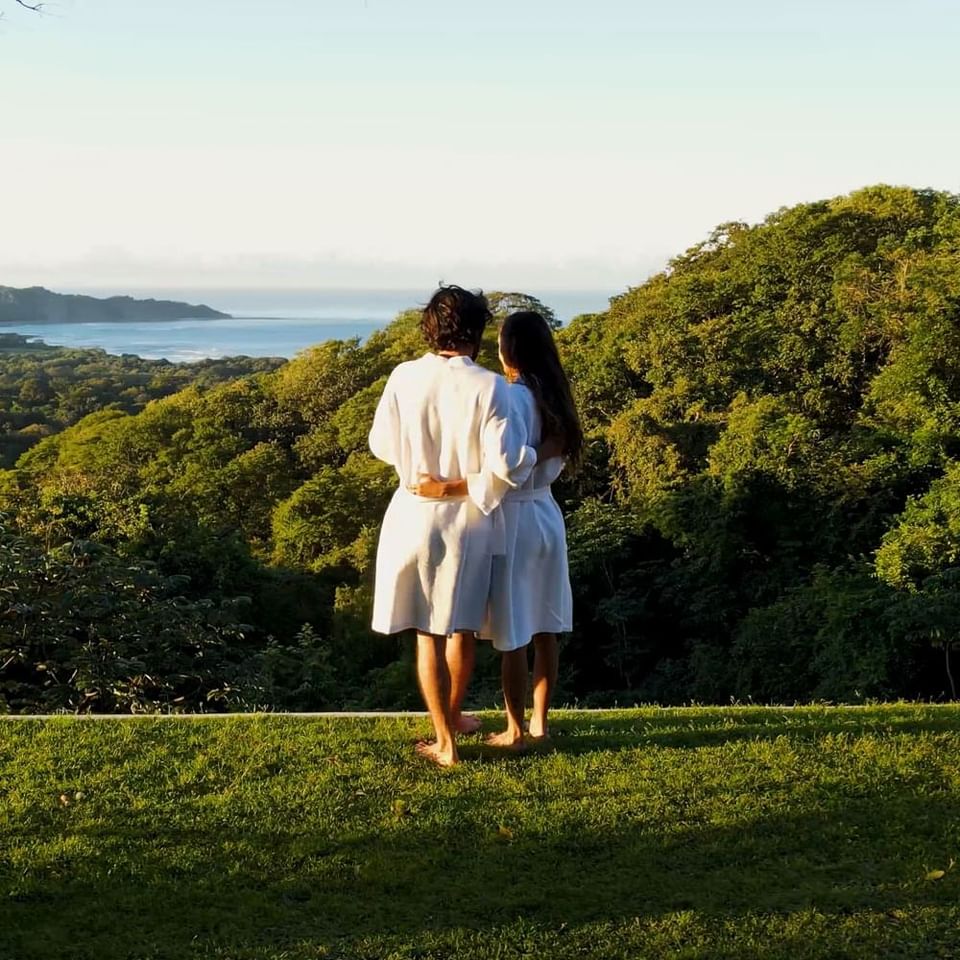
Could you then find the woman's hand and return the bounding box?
[537,433,564,461]
[408,475,469,498]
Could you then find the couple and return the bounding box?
[368,284,582,766]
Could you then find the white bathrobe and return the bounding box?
[368,352,537,636]
[481,381,573,652]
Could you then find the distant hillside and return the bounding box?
[5,186,960,712]
[0,286,231,324]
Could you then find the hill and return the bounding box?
[2,186,960,713]
[0,285,230,324]
[1,706,958,960]
[0,343,285,470]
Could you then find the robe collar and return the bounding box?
[428,351,475,367]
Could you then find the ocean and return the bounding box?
[0,289,614,363]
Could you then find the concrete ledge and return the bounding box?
[0,709,634,719]
[1,704,951,719]
[0,711,435,719]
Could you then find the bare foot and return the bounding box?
[527,720,550,740]
[454,713,482,735]
[414,740,458,767]
[484,730,527,751]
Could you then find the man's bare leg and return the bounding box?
[486,647,527,750]
[529,632,558,739]
[447,631,481,734]
[415,632,458,766]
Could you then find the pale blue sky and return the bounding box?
[1,0,958,291]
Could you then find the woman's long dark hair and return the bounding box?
[499,311,583,471]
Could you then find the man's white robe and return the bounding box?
[368,352,536,636]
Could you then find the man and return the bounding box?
[368,285,537,766]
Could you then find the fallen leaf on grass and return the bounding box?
[924,858,955,882]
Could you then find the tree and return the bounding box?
[3,1,44,17]
[0,515,253,713]
[486,291,560,330]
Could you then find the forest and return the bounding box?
[2,185,959,713]
[0,338,283,469]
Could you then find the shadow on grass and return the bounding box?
[2,787,957,959]
[516,707,960,753]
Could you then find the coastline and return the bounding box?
[0,290,613,362]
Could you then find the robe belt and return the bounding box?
[503,486,554,502]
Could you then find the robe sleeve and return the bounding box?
[467,376,537,515]
[368,374,400,467]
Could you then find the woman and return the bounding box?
[421,310,582,749]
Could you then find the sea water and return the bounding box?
[0,289,613,363]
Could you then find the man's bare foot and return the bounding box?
[484,730,527,751]
[454,713,482,734]
[415,739,458,767]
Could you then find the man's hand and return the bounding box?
[409,475,469,498]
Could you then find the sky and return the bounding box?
[1,0,958,293]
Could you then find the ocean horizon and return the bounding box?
[0,288,614,363]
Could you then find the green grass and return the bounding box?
[1,705,959,959]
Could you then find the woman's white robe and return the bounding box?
[481,382,573,652]
[368,353,537,636]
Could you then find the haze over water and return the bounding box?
[0,289,612,363]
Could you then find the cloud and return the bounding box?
[0,249,665,293]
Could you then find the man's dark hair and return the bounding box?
[421,285,491,352]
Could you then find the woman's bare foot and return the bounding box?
[484,730,527,751]
[415,739,458,767]
[527,720,550,740]
[454,713,482,734]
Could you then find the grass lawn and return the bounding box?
[1,705,959,959]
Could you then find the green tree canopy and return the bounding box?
[5,184,960,710]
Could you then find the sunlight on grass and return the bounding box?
[1,705,958,959]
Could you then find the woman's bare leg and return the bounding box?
[486,648,527,750]
[447,632,481,733]
[415,632,458,766]
[529,632,558,739]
